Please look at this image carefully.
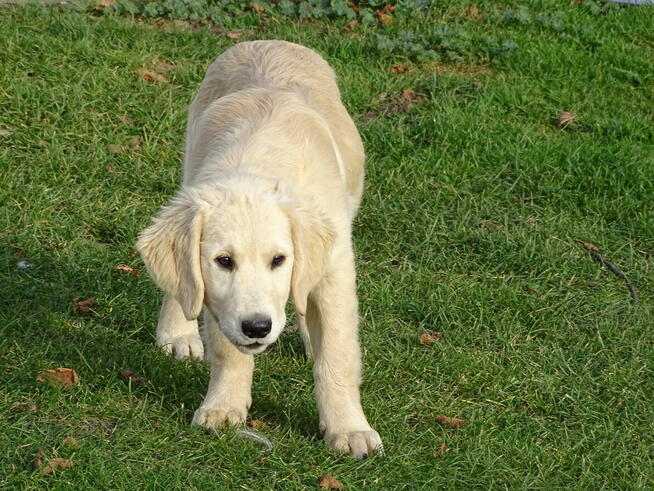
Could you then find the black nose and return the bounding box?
[241,316,272,339]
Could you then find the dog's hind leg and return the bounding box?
[156,294,204,361]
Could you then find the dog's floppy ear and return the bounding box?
[285,201,336,317]
[136,193,204,321]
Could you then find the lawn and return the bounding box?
[1,1,653,488]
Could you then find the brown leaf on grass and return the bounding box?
[255,456,268,463]
[37,140,48,147]
[108,144,123,154]
[133,68,168,83]
[74,297,96,316]
[127,136,142,150]
[431,442,447,458]
[391,63,408,74]
[479,219,503,230]
[558,111,577,127]
[436,414,468,429]
[249,420,271,431]
[106,164,115,173]
[343,19,358,31]
[574,239,600,252]
[62,436,79,449]
[227,31,243,39]
[154,19,193,31]
[419,332,443,346]
[92,0,116,11]
[250,2,265,13]
[362,111,377,121]
[118,369,146,385]
[466,5,482,22]
[34,451,44,469]
[0,126,12,137]
[36,368,79,388]
[40,457,74,475]
[151,60,175,73]
[387,87,418,112]
[376,8,393,26]
[116,264,140,276]
[319,474,344,489]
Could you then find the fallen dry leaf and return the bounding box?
[74,297,96,316]
[118,369,146,385]
[431,442,447,458]
[116,264,140,276]
[419,332,443,346]
[574,239,600,252]
[255,456,268,463]
[250,2,265,13]
[93,0,116,11]
[36,368,79,388]
[133,68,168,83]
[376,8,393,26]
[391,63,407,74]
[343,19,358,31]
[151,60,175,73]
[466,5,482,22]
[480,219,503,230]
[34,451,44,469]
[362,111,377,121]
[385,87,419,113]
[106,164,115,173]
[62,436,79,449]
[37,140,48,147]
[107,144,123,154]
[319,474,344,490]
[227,31,242,39]
[40,457,74,475]
[249,420,271,431]
[127,136,142,150]
[558,111,577,127]
[436,414,468,429]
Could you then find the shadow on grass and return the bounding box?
[2,244,321,436]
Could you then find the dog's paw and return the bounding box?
[192,405,247,430]
[158,334,204,361]
[324,428,383,459]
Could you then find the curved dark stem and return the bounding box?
[575,239,638,304]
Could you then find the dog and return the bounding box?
[136,40,381,458]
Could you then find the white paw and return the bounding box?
[158,334,204,361]
[192,405,247,430]
[324,427,383,459]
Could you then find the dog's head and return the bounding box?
[136,175,334,354]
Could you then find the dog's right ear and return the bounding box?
[136,193,204,321]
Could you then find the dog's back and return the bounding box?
[183,41,364,216]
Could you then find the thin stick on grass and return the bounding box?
[575,239,638,303]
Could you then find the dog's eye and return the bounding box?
[271,255,286,269]
[215,256,234,270]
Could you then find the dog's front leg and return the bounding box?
[157,294,204,360]
[192,311,253,429]
[306,251,382,459]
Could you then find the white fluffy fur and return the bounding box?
[136,40,381,458]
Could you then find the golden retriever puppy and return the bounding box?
[137,40,381,458]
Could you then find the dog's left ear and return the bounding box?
[136,193,205,321]
[284,200,336,317]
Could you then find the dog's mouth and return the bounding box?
[236,341,269,354]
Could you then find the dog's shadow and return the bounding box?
[2,245,320,438]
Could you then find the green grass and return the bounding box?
[1,2,653,488]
